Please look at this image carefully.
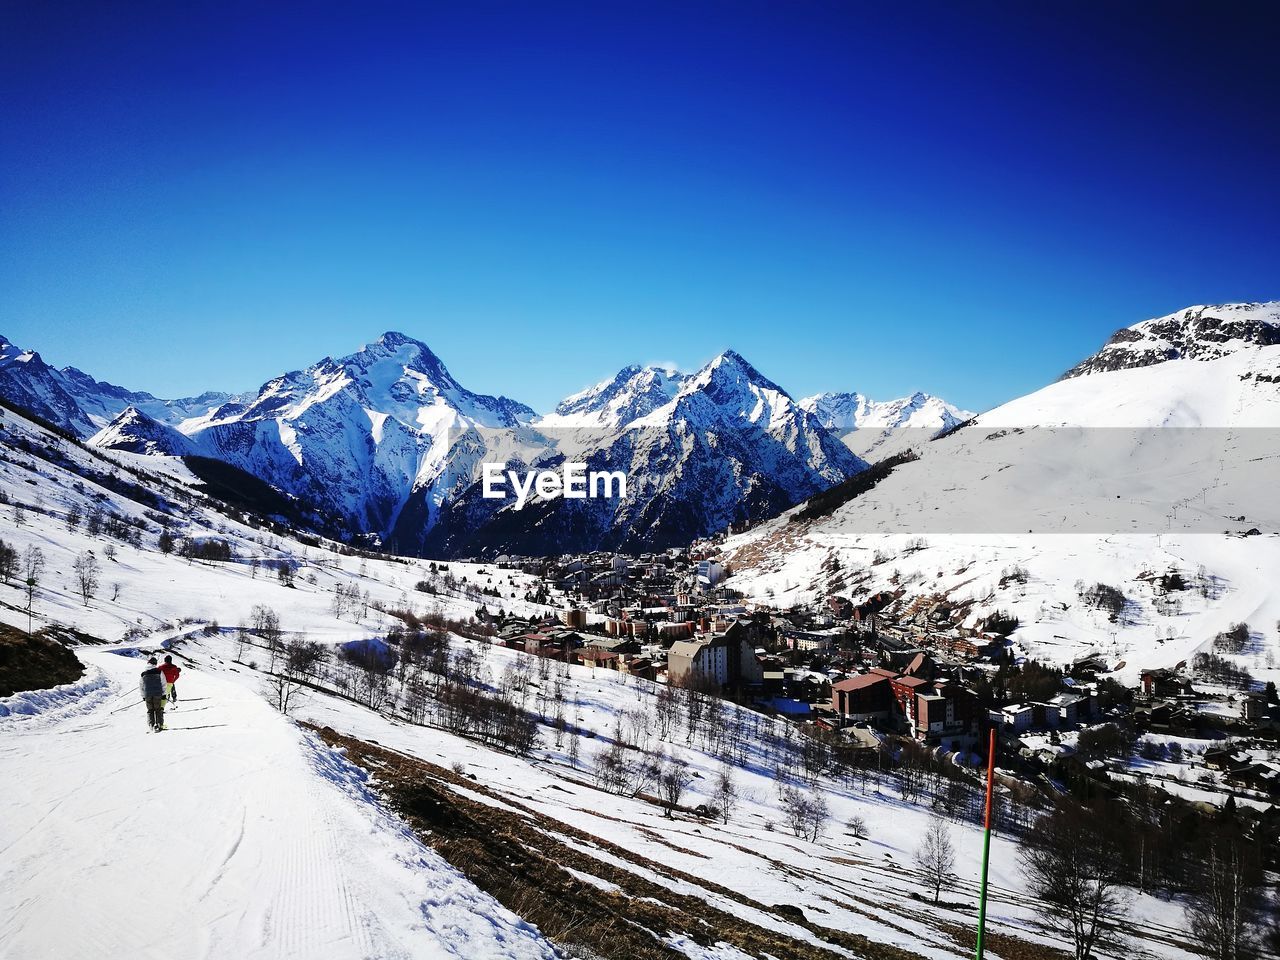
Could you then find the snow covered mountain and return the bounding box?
[1061,301,1280,378]
[134,332,538,544]
[418,350,866,556]
[799,390,973,461]
[800,390,971,433]
[28,338,862,556]
[88,406,197,457]
[0,332,973,556]
[0,333,234,436]
[726,301,1280,676]
[536,363,688,429]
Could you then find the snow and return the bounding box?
[0,649,558,960]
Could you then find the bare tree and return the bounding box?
[73,550,100,604]
[284,638,327,681]
[1020,801,1129,960]
[780,785,829,842]
[712,765,738,823]
[22,545,44,631]
[263,672,305,715]
[654,682,678,740]
[915,816,956,904]
[1186,837,1264,960]
[566,725,580,770]
[250,604,280,641]
[0,538,17,583]
[659,757,693,818]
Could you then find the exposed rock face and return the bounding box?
[1062,302,1280,379]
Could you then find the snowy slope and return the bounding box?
[0,651,559,960]
[726,303,1280,677]
[115,628,1193,960]
[0,399,551,647]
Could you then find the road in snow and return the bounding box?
[0,648,558,960]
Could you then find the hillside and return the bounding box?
[725,303,1280,680]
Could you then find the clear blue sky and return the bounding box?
[2,1,1277,414]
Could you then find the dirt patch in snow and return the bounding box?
[308,724,936,960]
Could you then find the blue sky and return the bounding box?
[2,1,1277,414]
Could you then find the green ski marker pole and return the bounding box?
[975,726,996,960]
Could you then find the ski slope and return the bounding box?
[0,647,558,960]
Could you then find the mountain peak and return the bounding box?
[1062,301,1280,379]
[800,389,971,435]
[709,348,751,370]
[348,331,454,383]
[375,330,424,349]
[542,362,688,428]
[88,405,193,456]
[691,349,789,401]
[0,335,40,367]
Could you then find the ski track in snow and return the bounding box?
[0,648,558,960]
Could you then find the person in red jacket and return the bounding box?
[159,655,181,703]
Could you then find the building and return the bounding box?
[910,680,978,745]
[990,703,1034,734]
[666,622,762,690]
[831,673,894,721]
[696,559,726,589]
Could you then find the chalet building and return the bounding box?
[781,630,837,653]
[829,666,977,744]
[626,658,657,682]
[827,595,853,619]
[576,648,621,671]
[585,637,642,655]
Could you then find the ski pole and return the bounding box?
[110,698,144,715]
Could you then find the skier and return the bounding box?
[139,657,167,732]
[159,654,181,703]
